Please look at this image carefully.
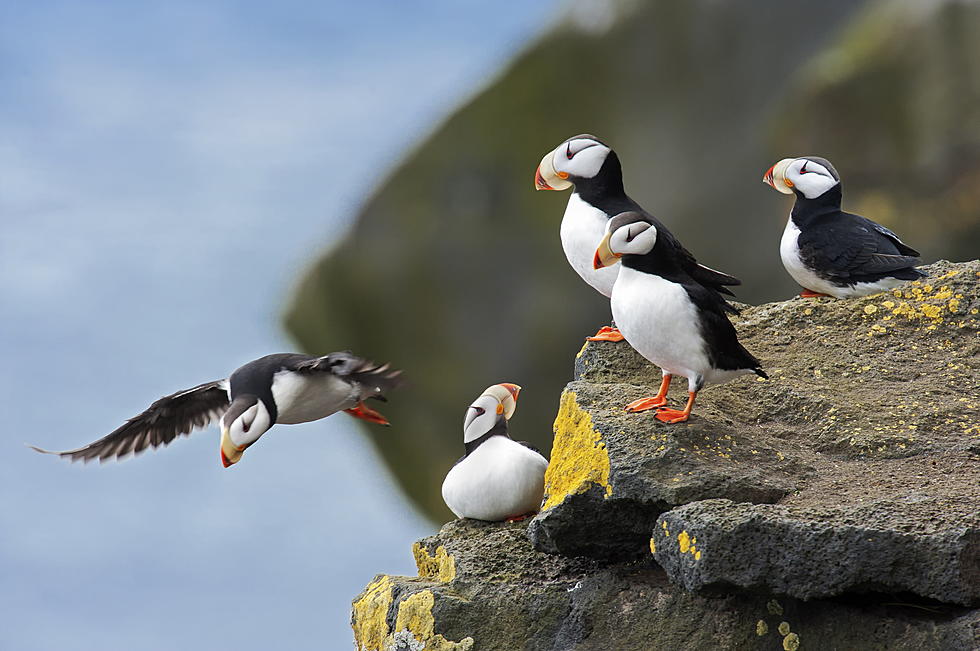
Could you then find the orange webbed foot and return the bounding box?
[344,401,390,426]
[504,512,536,523]
[654,408,691,424]
[799,289,830,298]
[587,326,626,342]
[625,396,668,412]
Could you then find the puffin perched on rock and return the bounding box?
[534,134,741,340]
[441,384,548,521]
[594,212,767,423]
[763,156,926,298]
[31,352,402,467]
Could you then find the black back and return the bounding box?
[228,353,315,423]
[792,185,925,283]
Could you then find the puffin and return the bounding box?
[593,212,767,423]
[763,156,926,298]
[31,352,402,467]
[534,134,741,341]
[441,383,548,522]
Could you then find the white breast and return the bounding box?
[779,217,837,296]
[559,193,620,298]
[610,266,713,390]
[441,437,548,521]
[271,372,357,424]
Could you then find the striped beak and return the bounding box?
[763,158,796,194]
[593,231,621,269]
[534,147,573,191]
[219,426,244,468]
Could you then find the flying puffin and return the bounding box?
[31,352,402,467]
[534,134,741,340]
[593,212,767,423]
[441,383,548,522]
[763,156,926,298]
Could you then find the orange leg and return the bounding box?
[799,288,830,298]
[505,511,536,523]
[587,325,626,342]
[344,401,391,426]
[625,374,672,412]
[654,391,696,424]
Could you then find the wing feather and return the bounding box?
[30,380,229,463]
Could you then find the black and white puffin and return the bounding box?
[31,352,402,467]
[593,212,767,423]
[441,383,548,521]
[534,134,741,340]
[763,156,926,298]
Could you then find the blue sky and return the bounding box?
[0,2,561,649]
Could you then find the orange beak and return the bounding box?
[499,383,522,402]
[763,164,776,188]
[534,166,553,191]
[593,231,621,269]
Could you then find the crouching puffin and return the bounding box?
[31,352,402,467]
[534,134,741,341]
[441,383,548,521]
[594,212,767,423]
[763,156,926,298]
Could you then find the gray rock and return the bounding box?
[530,260,980,567]
[352,519,980,650]
[654,497,980,606]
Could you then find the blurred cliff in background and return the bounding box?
[284,0,980,521]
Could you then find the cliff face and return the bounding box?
[285,0,980,522]
[352,260,979,650]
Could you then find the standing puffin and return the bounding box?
[31,352,402,467]
[763,156,926,297]
[441,383,548,521]
[594,212,767,423]
[534,134,741,340]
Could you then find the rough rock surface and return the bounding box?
[352,520,980,651]
[655,497,979,605]
[353,261,979,649]
[530,260,979,585]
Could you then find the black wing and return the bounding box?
[799,212,923,279]
[291,352,403,400]
[31,381,229,463]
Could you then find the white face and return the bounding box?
[535,135,611,191]
[766,157,839,199]
[462,384,520,443]
[552,136,610,181]
[221,400,272,449]
[607,218,658,257]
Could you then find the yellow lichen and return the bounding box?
[778,621,791,636]
[756,620,769,636]
[783,632,801,651]
[649,537,656,554]
[863,304,877,314]
[413,543,456,583]
[392,590,474,651]
[541,390,612,510]
[677,531,691,554]
[767,599,783,616]
[352,576,394,651]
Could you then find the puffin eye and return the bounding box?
[625,226,636,243]
[470,406,485,417]
[566,143,574,159]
